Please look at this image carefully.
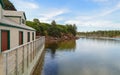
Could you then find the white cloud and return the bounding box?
[10,0,39,10]
[65,2,120,31]
[76,2,120,21]
[10,0,69,22]
[65,18,120,30]
[39,9,69,23]
[98,2,120,16]
[10,0,40,20]
[85,0,110,3]
[40,9,67,18]
[65,20,111,27]
[65,19,120,32]
[92,0,109,2]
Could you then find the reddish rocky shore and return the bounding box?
[45,34,79,43]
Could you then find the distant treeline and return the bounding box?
[26,19,77,37]
[78,31,120,37]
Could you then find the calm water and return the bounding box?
[41,38,120,75]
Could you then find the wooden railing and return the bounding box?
[1,36,45,75]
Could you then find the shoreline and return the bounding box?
[45,36,78,43]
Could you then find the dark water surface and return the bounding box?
[41,38,120,75]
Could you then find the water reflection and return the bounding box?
[42,40,76,75]
[81,37,120,44]
[46,42,58,59]
[42,56,59,75]
[32,51,45,75]
[58,40,76,50]
[45,40,76,58]
[42,38,120,75]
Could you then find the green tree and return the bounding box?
[3,0,16,10]
[33,18,40,24]
[73,24,77,36]
[51,20,56,26]
[66,24,77,36]
[48,26,61,37]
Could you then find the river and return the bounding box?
[36,38,120,75]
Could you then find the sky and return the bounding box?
[10,0,120,32]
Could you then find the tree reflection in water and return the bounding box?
[42,40,76,75]
[45,40,76,59]
[46,42,58,59]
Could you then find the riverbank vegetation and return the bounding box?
[78,31,120,38]
[26,19,77,40]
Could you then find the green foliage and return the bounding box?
[3,0,16,10]
[46,40,76,51]
[51,20,56,26]
[48,26,61,37]
[56,25,67,33]
[58,40,76,50]
[26,21,39,31]
[66,24,77,36]
[33,18,40,24]
[26,20,51,36]
[26,19,77,37]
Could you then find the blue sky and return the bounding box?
[10,0,120,32]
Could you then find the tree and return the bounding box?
[33,18,40,23]
[66,24,77,36]
[73,24,77,36]
[3,0,16,10]
[48,26,61,37]
[51,20,56,26]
